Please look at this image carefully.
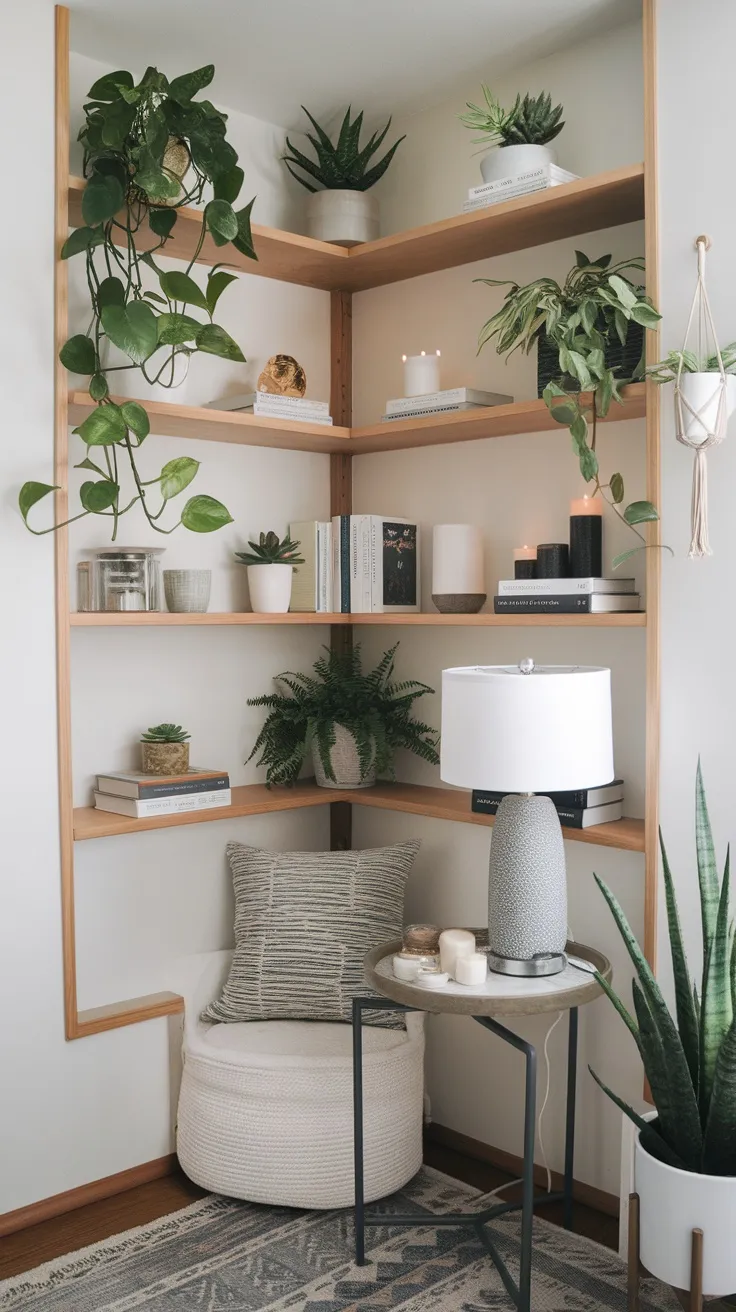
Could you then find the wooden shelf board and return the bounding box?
[68,383,645,458]
[69,164,644,293]
[70,610,645,628]
[68,392,351,455]
[71,611,350,627]
[68,176,350,291]
[356,783,646,853]
[74,779,644,853]
[75,991,184,1037]
[351,383,646,454]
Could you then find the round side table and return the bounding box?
[352,937,611,1312]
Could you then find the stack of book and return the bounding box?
[462,163,580,213]
[382,387,513,422]
[289,515,420,614]
[472,780,625,830]
[94,768,231,819]
[206,392,333,426]
[494,577,640,615]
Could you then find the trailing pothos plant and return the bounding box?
[20,63,257,538]
[477,250,664,568]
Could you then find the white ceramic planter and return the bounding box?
[677,371,736,445]
[635,1131,736,1296]
[480,143,556,184]
[306,189,379,246]
[247,563,293,614]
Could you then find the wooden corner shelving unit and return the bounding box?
[55,3,658,1040]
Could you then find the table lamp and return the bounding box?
[441,660,613,977]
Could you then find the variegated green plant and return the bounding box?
[591,763,736,1175]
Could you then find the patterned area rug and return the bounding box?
[0,1168,683,1311]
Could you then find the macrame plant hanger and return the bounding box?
[675,235,727,558]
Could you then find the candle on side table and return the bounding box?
[454,952,488,987]
[439,928,476,976]
[513,545,537,580]
[536,543,570,578]
[402,350,441,397]
[570,495,603,577]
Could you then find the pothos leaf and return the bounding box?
[120,400,150,441]
[195,323,245,361]
[73,403,127,446]
[610,472,625,504]
[80,479,119,513]
[181,494,233,532]
[159,456,200,499]
[624,500,659,526]
[206,270,238,315]
[149,208,178,239]
[19,482,58,523]
[59,334,96,374]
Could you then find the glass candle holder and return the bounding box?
[90,548,164,612]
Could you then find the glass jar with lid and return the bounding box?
[88,547,165,612]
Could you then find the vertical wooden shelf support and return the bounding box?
[329,290,354,851]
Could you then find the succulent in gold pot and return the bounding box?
[141,723,191,775]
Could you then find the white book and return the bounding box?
[289,520,319,612]
[462,181,549,212]
[316,521,332,612]
[381,403,512,421]
[253,405,333,426]
[368,515,420,614]
[331,514,341,613]
[205,392,330,415]
[94,789,231,818]
[498,577,637,596]
[349,515,368,613]
[590,594,640,613]
[467,163,578,200]
[386,388,513,415]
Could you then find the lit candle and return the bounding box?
[454,952,488,987]
[402,349,441,397]
[513,545,537,581]
[569,494,603,578]
[439,928,476,977]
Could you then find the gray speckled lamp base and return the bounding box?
[488,794,567,969]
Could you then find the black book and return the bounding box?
[494,594,639,614]
[472,782,624,812]
[471,795,623,828]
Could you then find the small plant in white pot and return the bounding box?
[460,87,564,185]
[141,723,190,775]
[649,342,736,445]
[235,531,304,614]
[590,764,736,1300]
[247,643,439,789]
[283,106,405,246]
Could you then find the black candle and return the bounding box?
[569,497,603,577]
[514,558,537,580]
[536,543,569,578]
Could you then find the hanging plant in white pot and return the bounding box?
[282,106,405,246]
[590,763,736,1300]
[235,531,304,614]
[649,237,736,557]
[459,87,564,185]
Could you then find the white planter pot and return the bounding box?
[677,371,736,446]
[480,143,556,185]
[306,190,379,246]
[312,724,376,789]
[635,1130,736,1296]
[247,564,293,614]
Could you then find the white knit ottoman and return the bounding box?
[177,1012,425,1209]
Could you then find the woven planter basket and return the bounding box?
[537,320,644,398]
[312,723,376,789]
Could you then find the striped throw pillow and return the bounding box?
[201,841,420,1025]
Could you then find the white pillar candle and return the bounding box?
[417,968,450,989]
[432,524,485,595]
[402,350,441,397]
[454,952,488,987]
[438,928,476,976]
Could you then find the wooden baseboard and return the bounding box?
[0,1153,177,1237]
[425,1123,619,1219]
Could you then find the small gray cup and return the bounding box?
[164,569,212,613]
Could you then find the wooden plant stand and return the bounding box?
[628,1192,704,1312]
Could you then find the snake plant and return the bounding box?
[591,763,736,1175]
[283,106,405,192]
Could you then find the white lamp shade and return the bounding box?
[440,663,614,793]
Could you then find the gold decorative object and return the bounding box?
[257,355,307,397]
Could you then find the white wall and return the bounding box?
[351,26,647,1198]
[0,15,333,1215]
[655,4,736,984]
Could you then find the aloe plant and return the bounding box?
[283,106,405,192]
[591,763,736,1175]
[459,87,564,149]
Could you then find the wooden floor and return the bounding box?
[0,1143,616,1281]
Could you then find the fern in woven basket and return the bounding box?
[247,643,439,786]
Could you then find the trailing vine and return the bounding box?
[21,63,257,537]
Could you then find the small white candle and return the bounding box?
[569,495,603,517]
[439,928,476,976]
[402,350,441,397]
[513,545,537,562]
[417,968,450,990]
[432,525,484,595]
[392,952,438,981]
[454,952,488,987]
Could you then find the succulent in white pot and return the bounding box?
[235,531,304,614]
[649,343,736,446]
[459,88,564,185]
[591,764,736,1298]
[283,106,405,246]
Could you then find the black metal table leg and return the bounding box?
[563,1007,579,1230]
[352,997,366,1266]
